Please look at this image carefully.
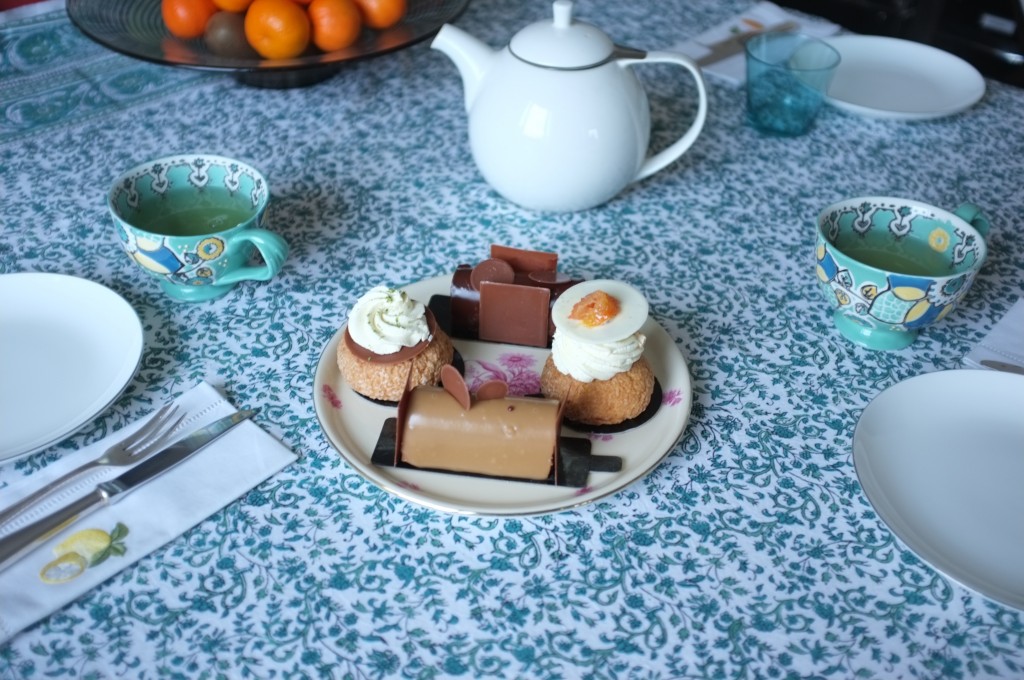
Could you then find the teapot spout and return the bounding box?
[431,24,496,112]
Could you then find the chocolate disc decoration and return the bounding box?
[475,380,509,401]
[528,270,572,285]
[440,364,472,410]
[470,258,515,290]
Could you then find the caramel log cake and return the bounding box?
[393,366,562,481]
[450,244,583,346]
[399,386,560,480]
[338,286,454,402]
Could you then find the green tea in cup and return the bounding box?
[108,154,289,303]
[830,231,953,277]
[129,196,256,238]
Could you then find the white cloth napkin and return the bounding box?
[672,1,840,85]
[0,382,296,644]
[963,297,1024,370]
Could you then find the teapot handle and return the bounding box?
[621,50,709,182]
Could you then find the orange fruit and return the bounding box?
[244,0,311,59]
[352,0,405,30]
[211,0,254,11]
[308,0,362,52]
[162,0,218,39]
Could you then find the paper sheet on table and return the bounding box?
[672,1,840,85]
[963,297,1024,370]
[0,382,297,644]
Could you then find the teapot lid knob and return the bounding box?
[552,0,572,28]
[509,0,614,69]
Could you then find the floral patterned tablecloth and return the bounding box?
[2,0,1023,677]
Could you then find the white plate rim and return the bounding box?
[0,273,143,463]
[313,274,693,516]
[825,35,985,120]
[853,369,1024,610]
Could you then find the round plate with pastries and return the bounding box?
[313,275,693,516]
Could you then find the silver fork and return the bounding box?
[0,404,184,528]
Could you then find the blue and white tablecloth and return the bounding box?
[1,0,1023,677]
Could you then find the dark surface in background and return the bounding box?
[779,0,1024,87]
[0,0,42,9]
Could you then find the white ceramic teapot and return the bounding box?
[431,0,708,212]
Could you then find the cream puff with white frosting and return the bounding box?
[540,280,655,426]
[337,285,454,402]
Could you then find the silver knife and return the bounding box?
[695,20,799,67]
[981,359,1024,375]
[0,409,257,572]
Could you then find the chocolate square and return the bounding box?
[490,245,557,273]
[478,281,551,347]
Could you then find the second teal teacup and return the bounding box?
[815,196,989,350]
[108,154,288,302]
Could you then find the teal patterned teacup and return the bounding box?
[108,154,288,302]
[815,197,989,350]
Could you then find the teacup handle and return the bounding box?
[619,49,709,182]
[218,229,289,286]
[953,203,990,239]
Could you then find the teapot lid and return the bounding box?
[509,0,613,69]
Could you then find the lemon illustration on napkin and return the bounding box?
[39,523,129,584]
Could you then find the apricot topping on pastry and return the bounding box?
[569,290,620,328]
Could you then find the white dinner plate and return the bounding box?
[313,275,693,516]
[825,35,985,120]
[0,273,143,463]
[853,370,1024,610]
